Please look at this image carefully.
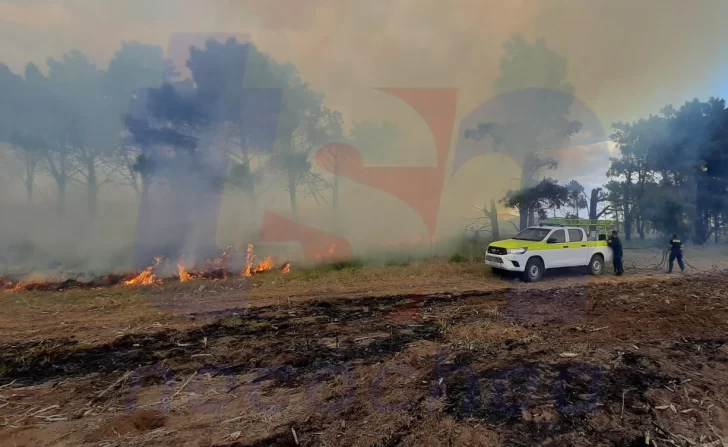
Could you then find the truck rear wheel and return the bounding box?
[588,254,604,275]
[523,258,544,282]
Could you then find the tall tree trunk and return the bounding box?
[624,179,633,240]
[588,188,601,235]
[588,189,599,220]
[623,207,632,241]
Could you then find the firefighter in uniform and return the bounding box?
[607,230,623,276]
[668,234,685,273]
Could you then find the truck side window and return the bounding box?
[568,229,584,242]
[550,229,566,243]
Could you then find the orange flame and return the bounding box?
[125,257,163,286]
[243,243,254,277]
[281,262,291,274]
[178,264,193,282]
[8,282,26,292]
[253,256,274,273]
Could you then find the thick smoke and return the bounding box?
[0,0,727,278]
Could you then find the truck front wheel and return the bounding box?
[588,254,604,275]
[523,258,544,282]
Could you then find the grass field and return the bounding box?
[1,250,727,446]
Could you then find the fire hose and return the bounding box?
[622,247,698,272]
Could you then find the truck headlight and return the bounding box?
[508,248,528,255]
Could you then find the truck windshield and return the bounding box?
[513,228,551,241]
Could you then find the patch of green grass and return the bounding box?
[448,253,468,263]
[436,318,451,333]
[248,320,272,331]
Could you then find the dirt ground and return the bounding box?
[1,252,728,446]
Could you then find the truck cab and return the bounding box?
[485,220,614,282]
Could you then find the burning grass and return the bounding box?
[0,244,290,293]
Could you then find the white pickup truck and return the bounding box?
[485,223,614,282]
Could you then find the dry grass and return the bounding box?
[1,251,725,345]
[251,258,493,297]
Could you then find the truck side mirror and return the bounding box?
[547,237,557,244]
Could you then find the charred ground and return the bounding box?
[0,267,728,446]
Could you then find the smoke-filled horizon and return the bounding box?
[2,0,727,125]
[1,0,728,279]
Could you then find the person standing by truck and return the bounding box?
[607,230,623,276]
[668,234,685,273]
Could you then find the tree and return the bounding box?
[501,179,570,224]
[9,132,45,204]
[125,38,339,259]
[494,34,575,97]
[565,180,587,218]
[124,80,212,263]
[182,38,324,216]
[473,198,500,240]
[268,99,341,216]
[45,49,115,217]
[605,97,728,244]
[0,63,55,206]
[106,41,170,198]
[466,34,582,229]
[241,48,341,217]
[588,187,610,221]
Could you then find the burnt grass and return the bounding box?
[3,280,728,446]
[0,291,475,386]
[441,351,680,446]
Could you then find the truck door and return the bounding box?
[546,229,568,267]
[567,228,589,266]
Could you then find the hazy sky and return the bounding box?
[2,0,727,191]
[2,0,727,123]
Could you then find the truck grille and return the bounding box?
[487,246,507,255]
